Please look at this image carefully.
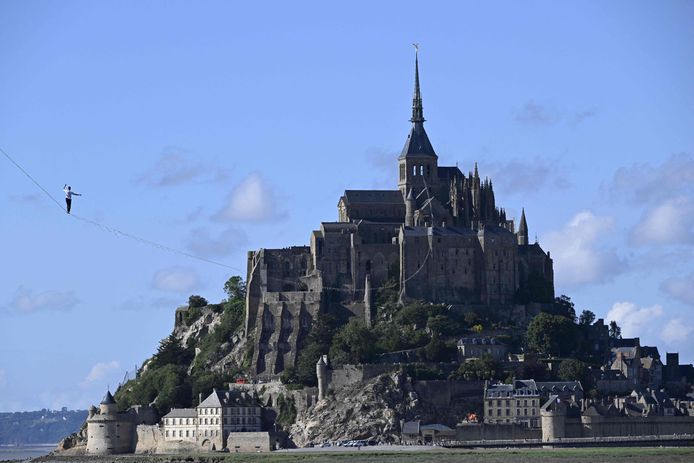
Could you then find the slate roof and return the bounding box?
[402,225,479,237]
[400,124,437,159]
[421,423,453,432]
[163,408,198,418]
[198,390,223,408]
[341,190,404,205]
[437,166,463,181]
[641,346,661,360]
[613,347,639,360]
[458,337,504,346]
[198,388,258,409]
[100,390,116,405]
[536,381,583,393]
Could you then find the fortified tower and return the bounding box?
[540,395,567,443]
[316,355,328,401]
[86,390,135,455]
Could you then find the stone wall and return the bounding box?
[226,432,280,452]
[576,415,694,438]
[455,423,540,441]
[86,418,134,455]
[328,364,397,390]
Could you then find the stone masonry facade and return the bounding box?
[245,52,554,377]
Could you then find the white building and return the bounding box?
[484,380,583,428]
[162,386,262,451]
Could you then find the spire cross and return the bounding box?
[411,43,424,124]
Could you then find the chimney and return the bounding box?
[198,393,202,405]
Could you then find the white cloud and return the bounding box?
[606,301,664,339]
[629,196,694,246]
[513,101,595,127]
[152,267,200,293]
[660,272,694,306]
[610,152,694,204]
[514,101,559,126]
[542,211,625,287]
[82,361,121,387]
[483,157,572,194]
[186,226,248,258]
[214,172,286,222]
[136,149,231,187]
[661,318,694,344]
[7,287,79,314]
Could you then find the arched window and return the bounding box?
[420,165,424,176]
[413,165,417,176]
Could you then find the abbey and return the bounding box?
[245,52,554,377]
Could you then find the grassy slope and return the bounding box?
[37,447,694,463]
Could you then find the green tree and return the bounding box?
[280,366,298,385]
[526,312,578,356]
[420,334,454,362]
[188,295,208,308]
[557,359,593,389]
[150,334,194,369]
[329,318,376,365]
[514,361,549,381]
[579,310,596,326]
[293,313,339,386]
[546,295,576,322]
[609,320,622,339]
[275,394,297,430]
[450,355,503,381]
[223,276,247,301]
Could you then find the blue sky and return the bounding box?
[1,0,693,412]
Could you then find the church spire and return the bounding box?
[399,45,437,160]
[518,208,529,245]
[411,44,425,124]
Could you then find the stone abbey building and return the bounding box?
[245,52,554,377]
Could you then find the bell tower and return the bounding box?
[398,45,438,198]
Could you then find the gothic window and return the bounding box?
[413,165,417,176]
[420,165,424,176]
[400,165,405,180]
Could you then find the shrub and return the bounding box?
[188,295,208,308]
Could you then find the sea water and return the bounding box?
[0,445,54,462]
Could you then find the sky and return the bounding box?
[1,0,693,412]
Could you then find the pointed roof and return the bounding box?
[406,188,415,201]
[411,46,424,124]
[400,46,437,159]
[198,388,223,408]
[100,390,116,405]
[519,208,528,235]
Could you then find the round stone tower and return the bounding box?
[541,395,566,443]
[86,390,134,455]
[316,355,328,401]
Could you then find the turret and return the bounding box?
[541,395,566,443]
[99,390,117,415]
[517,208,529,245]
[405,188,415,227]
[316,355,328,401]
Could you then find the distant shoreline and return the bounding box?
[0,444,57,447]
